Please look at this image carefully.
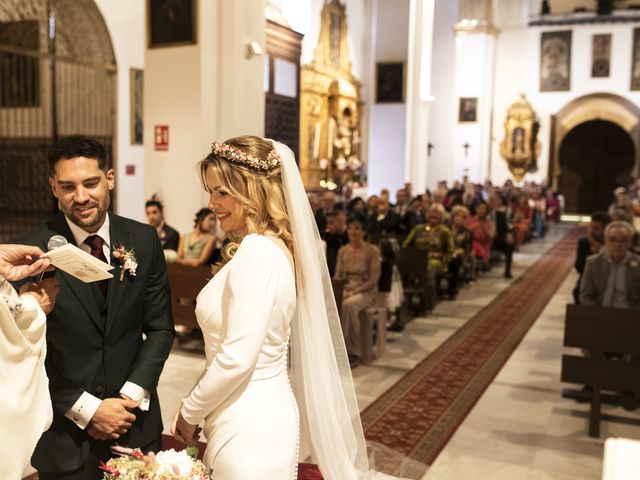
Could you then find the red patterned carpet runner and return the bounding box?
[361,227,583,467]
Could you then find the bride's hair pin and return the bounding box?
[211,141,280,172]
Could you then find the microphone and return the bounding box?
[37,235,68,281]
[47,235,68,251]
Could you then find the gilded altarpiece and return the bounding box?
[300,0,363,190]
[499,95,541,182]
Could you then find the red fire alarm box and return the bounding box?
[154,125,169,151]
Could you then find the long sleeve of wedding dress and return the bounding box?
[0,284,52,479]
[180,234,281,426]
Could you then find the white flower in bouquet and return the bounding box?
[155,449,196,476]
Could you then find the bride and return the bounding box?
[171,136,419,479]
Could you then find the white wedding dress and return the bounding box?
[180,234,299,479]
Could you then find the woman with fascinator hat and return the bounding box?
[171,136,425,479]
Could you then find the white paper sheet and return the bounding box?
[42,243,113,283]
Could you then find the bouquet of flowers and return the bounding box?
[100,445,209,480]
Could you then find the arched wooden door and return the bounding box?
[0,0,116,241]
[558,119,634,214]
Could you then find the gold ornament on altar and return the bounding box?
[499,94,541,182]
[299,0,363,190]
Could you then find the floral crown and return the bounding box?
[211,141,280,172]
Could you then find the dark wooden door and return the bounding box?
[558,120,634,214]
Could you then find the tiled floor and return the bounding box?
[156,226,640,479]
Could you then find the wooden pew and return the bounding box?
[397,247,429,315]
[561,304,640,437]
[168,265,345,330]
[167,263,212,329]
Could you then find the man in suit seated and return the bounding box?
[580,220,640,310]
[572,211,611,303]
[145,198,180,252]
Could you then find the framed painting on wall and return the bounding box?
[458,97,477,123]
[376,62,404,103]
[591,33,611,78]
[631,28,640,90]
[148,0,196,48]
[540,30,571,92]
[130,69,143,145]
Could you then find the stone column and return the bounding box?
[404,0,435,194]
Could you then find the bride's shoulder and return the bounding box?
[236,233,292,267]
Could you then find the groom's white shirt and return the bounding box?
[64,216,150,430]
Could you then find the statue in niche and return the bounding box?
[500,94,541,182]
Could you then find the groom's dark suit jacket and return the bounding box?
[17,212,175,472]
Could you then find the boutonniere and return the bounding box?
[112,243,138,281]
[631,260,639,268]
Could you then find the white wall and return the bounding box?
[367,0,410,198]
[143,0,266,235]
[427,0,459,190]
[491,13,640,185]
[94,0,146,222]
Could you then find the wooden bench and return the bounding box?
[561,304,640,437]
[167,263,212,329]
[397,247,429,315]
[361,303,387,364]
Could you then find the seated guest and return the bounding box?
[401,196,426,233]
[177,208,217,267]
[580,221,640,310]
[573,211,611,303]
[347,196,366,215]
[447,205,472,298]
[545,189,560,223]
[366,195,380,219]
[314,190,339,232]
[490,192,515,279]
[321,210,348,277]
[394,188,410,216]
[403,204,454,308]
[370,197,401,244]
[511,194,532,248]
[334,217,381,368]
[145,197,180,251]
[467,200,495,273]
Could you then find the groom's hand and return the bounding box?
[87,398,138,441]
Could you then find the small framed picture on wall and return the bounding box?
[148,0,197,48]
[376,62,404,103]
[458,97,478,123]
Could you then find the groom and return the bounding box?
[17,136,175,479]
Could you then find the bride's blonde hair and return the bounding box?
[199,135,293,265]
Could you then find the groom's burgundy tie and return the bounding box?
[85,234,109,298]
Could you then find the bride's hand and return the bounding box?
[171,410,198,444]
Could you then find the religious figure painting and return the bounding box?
[540,31,571,92]
[631,28,640,90]
[148,0,196,48]
[376,63,404,103]
[130,69,143,145]
[458,97,477,123]
[591,34,611,78]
